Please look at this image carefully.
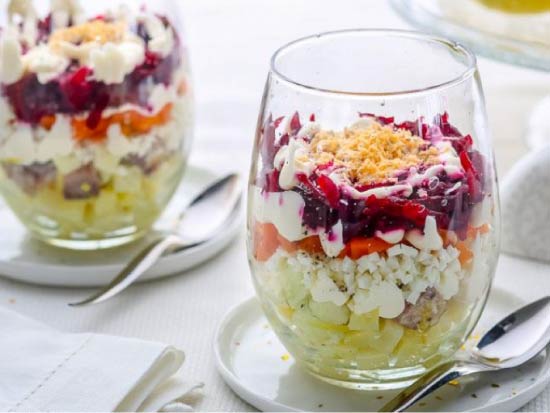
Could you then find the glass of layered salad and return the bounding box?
[0,0,192,249]
[248,30,500,389]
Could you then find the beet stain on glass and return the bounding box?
[0,0,193,249]
[247,30,500,389]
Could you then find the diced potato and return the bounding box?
[356,320,404,354]
[317,343,359,361]
[59,199,88,224]
[94,149,120,175]
[281,266,308,309]
[393,330,425,367]
[117,192,137,209]
[34,189,87,224]
[372,320,404,354]
[424,300,467,345]
[309,301,350,326]
[114,167,143,194]
[93,189,119,216]
[343,330,374,351]
[55,155,81,174]
[292,308,345,346]
[345,320,404,354]
[348,310,379,332]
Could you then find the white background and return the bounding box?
[1,1,550,411]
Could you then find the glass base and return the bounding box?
[33,227,148,250]
[303,361,430,391]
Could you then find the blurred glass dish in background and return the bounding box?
[392,0,550,149]
[392,0,550,70]
[0,0,193,250]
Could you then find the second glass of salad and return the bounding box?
[0,0,193,249]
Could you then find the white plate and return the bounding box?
[0,164,242,287]
[214,287,550,412]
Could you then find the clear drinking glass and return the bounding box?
[247,30,500,389]
[0,0,193,249]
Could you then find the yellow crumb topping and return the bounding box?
[49,20,126,50]
[309,122,440,184]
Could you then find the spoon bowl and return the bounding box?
[69,173,242,306]
[473,296,550,369]
[380,296,550,412]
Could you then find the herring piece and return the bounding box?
[396,288,447,330]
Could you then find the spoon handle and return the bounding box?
[379,360,494,412]
[69,234,186,307]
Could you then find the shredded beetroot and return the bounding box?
[1,15,182,126]
[289,111,301,132]
[257,112,489,240]
[317,175,340,209]
[85,92,110,129]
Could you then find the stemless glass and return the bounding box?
[247,30,500,389]
[0,0,193,249]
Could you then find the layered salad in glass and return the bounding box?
[249,111,497,385]
[0,0,192,248]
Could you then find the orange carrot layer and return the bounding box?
[253,221,491,263]
[38,103,173,142]
[253,222,280,262]
[72,103,173,141]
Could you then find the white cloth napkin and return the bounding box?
[0,306,202,412]
[501,146,550,262]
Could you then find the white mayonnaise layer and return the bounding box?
[318,221,345,258]
[252,188,306,242]
[89,40,145,84]
[0,94,189,166]
[22,44,70,83]
[252,187,348,257]
[375,228,405,244]
[405,216,444,251]
[0,33,24,84]
[143,14,175,58]
[274,138,315,190]
[1,0,180,85]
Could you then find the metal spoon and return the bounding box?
[380,296,550,412]
[69,173,241,307]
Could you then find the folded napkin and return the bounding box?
[0,306,202,412]
[501,146,550,262]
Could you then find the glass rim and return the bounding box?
[270,28,478,97]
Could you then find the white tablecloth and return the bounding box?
[1,1,550,411]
